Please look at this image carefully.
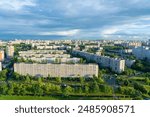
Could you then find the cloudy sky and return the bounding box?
[0,0,150,40]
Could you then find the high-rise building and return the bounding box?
[6,45,14,58]
[0,50,4,61]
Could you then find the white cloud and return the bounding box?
[38,29,80,36]
[100,15,150,37]
[57,0,120,17]
[0,0,36,11]
[101,27,120,35]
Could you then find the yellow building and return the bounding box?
[0,50,4,61]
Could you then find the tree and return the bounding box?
[12,72,20,81]
[118,87,136,96]
[95,77,104,84]
[74,87,82,94]
[47,74,51,80]
[99,84,112,94]
[80,58,84,63]
[20,85,27,96]
[145,78,149,85]
[25,76,30,83]
[7,86,14,95]
[98,71,103,78]
[13,83,21,95]
[0,83,8,95]
[38,77,43,85]
[54,85,61,93]
[63,86,73,96]
[79,77,84,84]
[32,45,37,50]
[84,86,89,94]
[123,68,134,76]
[148,91,150,96]
[134,82,148,94]
[0,69,8,81]
[56,77,62,84]
[132,90,143,100]
[55,58,60,64]
[124,80,129,86]
[43,83,52,95]
[32,84,43,96]
[90,81,99,93]
[132,60,150,72]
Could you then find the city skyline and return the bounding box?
[0,0,150,40]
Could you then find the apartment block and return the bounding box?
[6,45,14,58]
[125,59,136,67]
[132,46,150,60]
[121,42,142,48]
[14,63,99,78]
[0,50,4,61]
[72,50,125,73]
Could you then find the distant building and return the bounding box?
[132,46,150,60]
[120,49,132,54]
[125,59,136,67]
[6,45,14,58]
[121,42,142,48]
[18,50,80,63]
[72,50,125,73]
[0,50,5,61]
[14,63,99,78]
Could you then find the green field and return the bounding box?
[0,95,59,100]
[0,95,132,100]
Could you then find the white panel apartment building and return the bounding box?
[72,50,125,73]
[132,46,150,60]
[6,45,14,58]
[14,63,98,78]
[121,41,142,48]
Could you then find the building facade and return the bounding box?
[132,46,150,60]
[121,42,142,48]
[6,45,14,58]
[0,50,4,61]
[125,59,136,67]
[72,50,125,73]
[14,63,99,78]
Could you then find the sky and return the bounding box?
[0,0,150,40]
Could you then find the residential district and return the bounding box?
[0,39,150,100]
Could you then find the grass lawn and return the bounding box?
[129,77,146,80]
[0,95,59,100]
[0,94,132,100]
[144,85,150,90]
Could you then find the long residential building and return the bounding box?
[121,41,142,48]
[14,63,98,78]
[72,50,125,73]
[132,46,150,60]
